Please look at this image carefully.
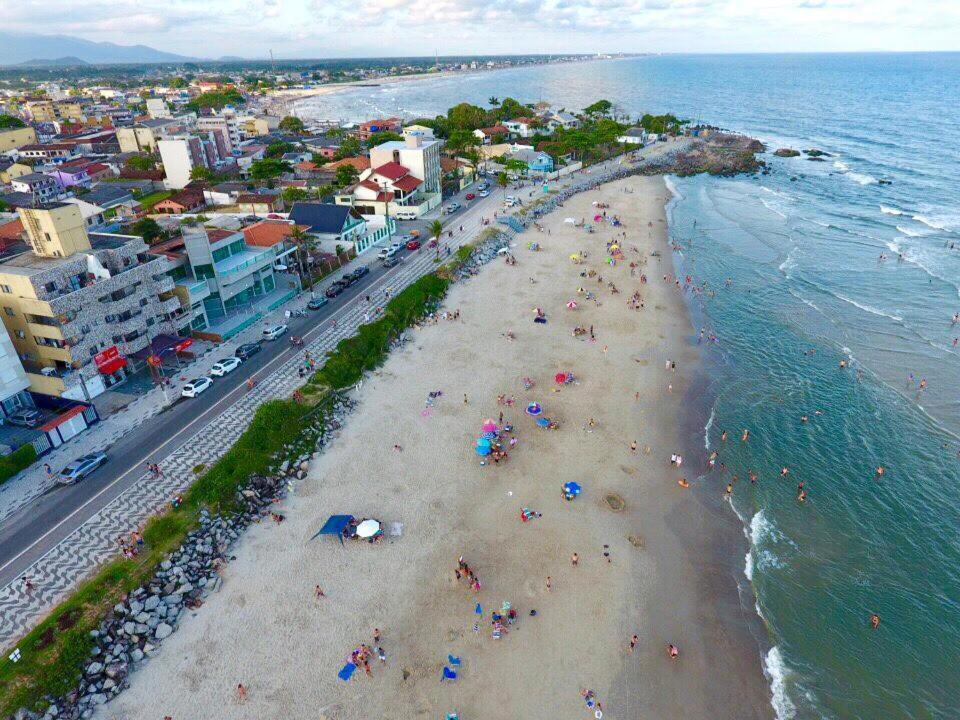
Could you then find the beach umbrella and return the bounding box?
[482,420,497,433]
[566,301,578,310]
[525,402,543,416]
[356,519,381,538]
[555,372,567,384]
[563,481,582,497]
[536,417,551,428]
[477,438,492,448]
[594,214,602,222]
[475,443,492,456]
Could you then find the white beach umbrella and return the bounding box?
[356,519,381,538]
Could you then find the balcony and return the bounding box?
[35,345,74,364]
[186,279,211,302]
[215,248,274,283]
[155,275,176,293]
[27,322,65,342]
[160,296,183,314]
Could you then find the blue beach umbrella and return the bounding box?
[536,417,550,428]
[563,481,582,497]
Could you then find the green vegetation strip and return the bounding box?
[0,444,37,486]
[137,190,172,211]
[0,399,311,716]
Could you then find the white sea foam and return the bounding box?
[763,646,798,720]
[778,249,797,277]
[885,240,901,254]
[834,293,903,323]
[663,175,681,201]
[704,403,716,449]
[744,551,754,581]
[912,214,949,231]
[880,205,904,216]
[750,509,775,546]
[848,172,878,185]
[896,225,927,238]
[833,160,849,172]
[761,199,788,219]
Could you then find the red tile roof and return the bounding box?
[372,161,409,180]
[206,228,236,242]
[478,125,509,135]
[326,156,370,172]
[236,194,280,205]
[392,175,422,193]
[0,219,24,242]
[243,220,309,248]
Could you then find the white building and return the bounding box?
[145,98,171,119]
[0,322,32,421]
[617,128,648,145]
[369,135,442,195]
[197,110,240,152]
[158,131,232,189]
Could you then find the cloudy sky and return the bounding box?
[2,0,958,58]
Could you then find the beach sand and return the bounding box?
[98,176,770,720]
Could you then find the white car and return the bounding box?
[505,196,517,205]
[478,190,490,198]
[181,377,213,398]
[262,324,288,341]
[210,357,241,377]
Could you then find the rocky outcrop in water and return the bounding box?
[774,148,801,158]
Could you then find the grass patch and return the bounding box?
[311,273,449,390]
[0,399,310,716]
[0,444,37,486]
[137,190,172,211]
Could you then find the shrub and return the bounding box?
[0,444,37,486]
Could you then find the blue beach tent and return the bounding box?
[311,514,356,545]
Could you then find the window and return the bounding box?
[0,285,11,294]
[3,307,13,317]
[140,298,149,307]
[89,347,98,357]
[43,281,57,293]
[212,247,231,263]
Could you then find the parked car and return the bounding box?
[5,409,43,428]
[444,203,460,214]
[465,192,476,200]
[376,247,392,260]
[477,181,489,191]
[325,281,347,298]
[181,377,213,398]
[406,239,421,250]
[262,324,289,341]
[58,452,108,485]
[307,297,329,310]
[478,190,490,198]
[210,357,241,377]
[235,342,262,360]
[389,242,404,253]
[349,266,370,281]
[382,256,400,268]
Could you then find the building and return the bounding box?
[157,132,231,189]
[145,98,171,119]
[11,173,62,203]
[0,126,39,154]
[48,159,106,190]
[369,135,442,195]
[116,117,181,154]
[288,202,391,254]
[63,198,109,232]
[0,204,181,399]
[237,115,279,139]
[0,161,33,185]
[196,111,240,152]
[0,321,32,421]
[402,124,436,140]
[302,135,342,159]
[23,101,84,124]
[508,149,554,174]
[236,194,283,215]
[543,111,581,130]
[16,143,78,164]
[617,128,648,146]
[473,126,509,144]
[356,117,402,141]
[503,117,548,138]
[153,190,206,214]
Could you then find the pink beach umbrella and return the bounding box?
[482,420,498,433]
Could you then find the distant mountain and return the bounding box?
[18,56,89,67]
[0,32,194,66]
[218,56,247,62]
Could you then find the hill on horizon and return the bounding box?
[0,31,194,66]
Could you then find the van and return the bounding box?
[394,208,418,221]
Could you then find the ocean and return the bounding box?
[296,53,960,719]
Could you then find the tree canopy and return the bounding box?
[583,100,613,117]
[185,87,244,112]
[130,217,163,243]
[125,154,156,171]
[278,116,306,134]
[0,114,26,129]
[447,103,488,131]
[367,131,403,147]
[639,113,686,134]
[334,164,359,188]
[265,141,295,158]
[249,158,291,181]
[333,136,362,160]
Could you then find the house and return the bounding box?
[48,159,100,189]
[236,193,283,215]
[0,161,33,185]
[617,128,648,146]
[0,218,25,251]
[503,117,549,139]
[242,219,306,272]
[509,149,554,175]
[543,111,581,130]
[302,135,341,159]
[84,184,135,211]
[402,124,435,140]
[0,193,37,210]
[0,126,38,154]
[356,118,402,141]
[287,202,386,254]
[153,190,206,214]
[473,126,509,144]
[325,156,371,174]
[281,151,311,164]
[16,143,78,164]
[11,173,62,203]
[63,198,109,231]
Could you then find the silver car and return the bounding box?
[58,452,108,485]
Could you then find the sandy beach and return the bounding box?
[98,175,771,720]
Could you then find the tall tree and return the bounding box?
[278,116,306,134]
[497,171,509,199]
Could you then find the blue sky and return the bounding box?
[2,0,958,58]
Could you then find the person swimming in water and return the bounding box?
[870,613,881,630]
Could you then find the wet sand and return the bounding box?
[98,176,771,720]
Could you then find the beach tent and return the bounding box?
[311,514,355,545]
[356,519,381,538]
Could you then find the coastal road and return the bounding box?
[0,180,527,645]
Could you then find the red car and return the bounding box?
[406,239,421,250]
[465,193,476,200]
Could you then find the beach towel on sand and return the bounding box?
[338,662,357,681]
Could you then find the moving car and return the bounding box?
[262,324,288,341]
[210,357,241,377]
[478,190,490,198]
[406,239,421,250]
[465,192,476,200]
[382,256,400,268]
[347,266,370,281]
[477,181,489,191]
[58,452,108,485]
[5,409,43,428]
[235,342,261,360]
[181,377,213,398]
[307,297,329,310]
[444,203,461,214]
[376,247,392,260]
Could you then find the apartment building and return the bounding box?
[145,98,171,119]
[0,322,32,420]
[0,204,181,399]
[10,173,62,203]
[196,110,240,152]
[369,135,442,195]
[157,130,232,189]
[23,100,85,124]
[16,143,78,164]
[116,117,183,154]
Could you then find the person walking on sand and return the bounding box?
[571,552,579,566]
[629,634,639,652]
[373,628,382,645]
[463,393,469,405]
[236,684,248,703]
[315,585,325,599]
[630,441,638,454]
[667,643,680,660]
[546,576,552,592]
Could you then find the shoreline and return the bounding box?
[95,172,772,720]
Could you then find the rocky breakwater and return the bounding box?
[11,396,355,720]
[448,230,513,281]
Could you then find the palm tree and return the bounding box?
[429,219,443,246]
[489,96,500,107]
[497,171,509,199]
[289,225,313,290]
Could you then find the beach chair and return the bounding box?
[441,666,458,682]
[447,654,462,666]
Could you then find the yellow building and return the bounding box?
[0,162,33,185]
[0,126,38,154]
[24,100,84,123]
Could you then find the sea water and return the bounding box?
[298,53,960,718]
